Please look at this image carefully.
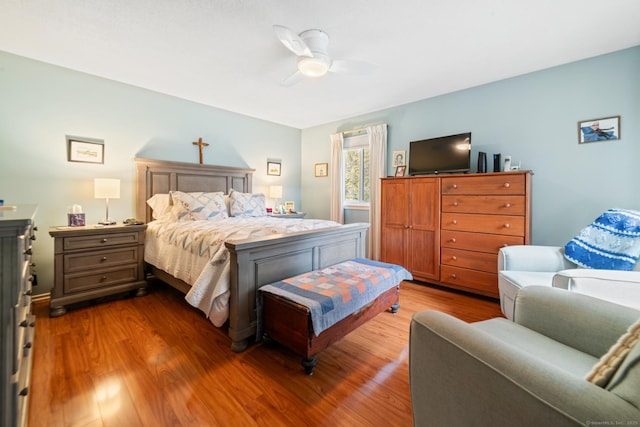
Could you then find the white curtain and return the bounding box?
[329,132,344,224]
[367,124,387,260]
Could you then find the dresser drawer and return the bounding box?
[441,230,524,253]
[64,265,139,294]
[442,174,525,195]
[64,247,139,272]
[442,213,524,236]
[63,231,140,250]
[441,195,525,215]
[441,247,497,273]
[440,265,498,297]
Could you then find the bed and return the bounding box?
[135,158,369,352]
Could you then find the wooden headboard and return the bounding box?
[135,158,254,223]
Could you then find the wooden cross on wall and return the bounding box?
[192,137,209,164]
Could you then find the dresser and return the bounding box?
[48,223,147,316]
[0,205,37,427]
[381,171,531,297]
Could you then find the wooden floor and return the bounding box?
[28,280,502,427]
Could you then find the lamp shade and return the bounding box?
[94,178,120,199]
[269,185,283,199]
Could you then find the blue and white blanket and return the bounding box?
[259,258,412,335]
[565,208,640,270]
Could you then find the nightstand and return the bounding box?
[48,223,147,317]
[268,212,306,219]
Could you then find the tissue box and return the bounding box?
[68,213,85,227]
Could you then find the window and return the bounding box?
[343,135,370,207]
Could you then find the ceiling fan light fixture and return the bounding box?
[297,56,329,77]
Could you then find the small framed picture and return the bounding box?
[392,150,406,167]
[267,161,281,176]
[578,116,620,143]
[395,165,406,177]
[67,136,104,164]
[315,162,328,177]
[284,201,295,213]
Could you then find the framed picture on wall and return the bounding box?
[67,136,105,164]
[315,162,328,177]
[578,116,620,143]
[267,161,281,176]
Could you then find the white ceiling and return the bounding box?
[1,0,639,129]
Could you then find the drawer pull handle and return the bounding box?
[30,234,36,241]
[24,342,32,349]
[31,262,37,267]
[24,248,32,256]
[504,223,511,229]
[452,220,457,225]
[19,387,29,396]
[101,238,108,243]
[450,274,457,279]
[452,184,458,189]
[451,238,457,243]
[102,256,108,261]
[19,320,28,327]
[453,201,459,207]
[504,203,511,208]
[101,276,108,281]
[504,182,510,188]
[452,256,457,261]
[24,290,32,296]
[503,244,509,247]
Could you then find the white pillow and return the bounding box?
[229,190,266,217]
[146,193,172,220]
[170,191,228,221]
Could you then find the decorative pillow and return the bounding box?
[146,193,172,220]
[229,190,266,217]
[170,191,228,221]
[564,209,640,270]
[585,318,640,387]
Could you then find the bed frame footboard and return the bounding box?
[225,222,369,352]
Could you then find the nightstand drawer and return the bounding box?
[64,247,139,272]
[64,265,139,294]
[63,231,140,250]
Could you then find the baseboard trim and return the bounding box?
[32,292,51,303]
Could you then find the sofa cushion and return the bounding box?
[564,208,640,271]
[473,318,598,377]
[585,318,640,387]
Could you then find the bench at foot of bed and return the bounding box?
[261,285,400,375]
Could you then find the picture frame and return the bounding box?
[284,201,295,213]
[315,162,328,177]
[267,161,281,176]
[392,150,406,167]
[67,137,104,164]
[395,165,406,177]
[578,116,620,143]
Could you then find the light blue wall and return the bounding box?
[0,51,300,295]
[301,46,640,246]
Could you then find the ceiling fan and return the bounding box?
[273,25,375,86]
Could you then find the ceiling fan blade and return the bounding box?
[273,25,312,57]
[329,59,376,75]
[281,70,303,87]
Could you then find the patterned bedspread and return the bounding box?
[259,258,412,335]
[145,216,340,327]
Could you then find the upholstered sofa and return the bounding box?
[409,286,640,426]
[498,245,640,320]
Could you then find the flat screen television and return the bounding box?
[408,132,471,175]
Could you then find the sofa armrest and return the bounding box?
[498,245,576,272]
[552,269,640,310]
[409,310,640,426]
[514,286,640,358]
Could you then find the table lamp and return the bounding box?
[269,185,283,212]
[94,178,120,225]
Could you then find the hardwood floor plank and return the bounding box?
[29,279,502,426]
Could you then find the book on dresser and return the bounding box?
[381,171,531,298]
[0,204,37,427]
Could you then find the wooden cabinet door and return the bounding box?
[381,179,409,266]
[408,178,440,280]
